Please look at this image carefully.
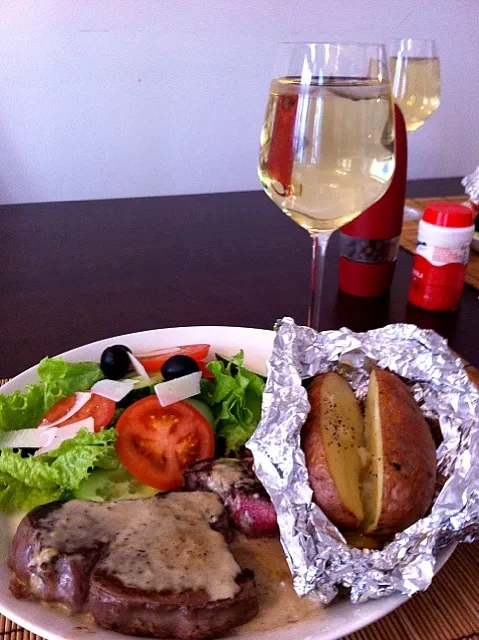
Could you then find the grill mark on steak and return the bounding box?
[8,492,258,640]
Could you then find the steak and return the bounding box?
[8,492,259,640]
[89,566,256,639]
[184,459,278,537]
[9,500,103,610]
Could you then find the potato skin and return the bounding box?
[371,369,437,536]
[302,374,361,530]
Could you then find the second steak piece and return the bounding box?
[184,458,278,537]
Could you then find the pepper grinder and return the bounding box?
[338,104,407,297]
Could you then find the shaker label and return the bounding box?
[416,241,470,267]
[408,255,466,311]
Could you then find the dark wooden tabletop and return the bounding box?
[1,176,477,378]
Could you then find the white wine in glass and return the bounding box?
[390,38,440,220]
[390,38,440,132]
[258,43,396,329]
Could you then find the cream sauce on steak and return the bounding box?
[64,535,323,637]
[16,493,322,634]
[38,492,241,602]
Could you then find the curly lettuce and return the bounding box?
[0,357,103,431]
[0,428,119,513]
[199,351,265,455]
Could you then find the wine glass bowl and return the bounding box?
[390,38,440,132]
[258,42,396,328]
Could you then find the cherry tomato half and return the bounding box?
[198,361,215,379]
[136,344,210,373]
[41,393,116,432]
[115,396,215,490]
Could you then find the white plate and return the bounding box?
[0,326,455,640]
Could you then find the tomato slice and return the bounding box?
[115,396,215,490]
[41,393,116,433]
[136,344,210,373]
[198,361,215,379]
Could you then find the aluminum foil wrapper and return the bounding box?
[247,318,479,604]
[462,164,479,206]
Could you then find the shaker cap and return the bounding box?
[422,202,474,228]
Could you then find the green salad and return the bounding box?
[0,346,265,513]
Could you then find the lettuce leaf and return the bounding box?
[0,357,103,431]
[0,478,63,514]
[0,428,119,513]
[199,351,265,455]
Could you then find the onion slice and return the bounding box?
[128,353,150,379]
[35,417,95,456]
[39,391,92,428]
[136,346,181,359]
[154,372,202,407]
[0,416,95,455]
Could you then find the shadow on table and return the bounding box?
[333,291,391,333]
[404,304,459,343]
[333,290,459,344]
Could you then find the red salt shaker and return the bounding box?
[408,202,475,311]
[338,105,408,297]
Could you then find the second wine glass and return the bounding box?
[258,42,396,329]
[390,38,440,133]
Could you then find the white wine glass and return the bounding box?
[258,42,396,329]
[390,38,440,132]
[390,38,440,220]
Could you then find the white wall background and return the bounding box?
[0,1,478,205]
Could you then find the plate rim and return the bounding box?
[1,325,276,393]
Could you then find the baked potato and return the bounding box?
[302,369,436,537]
[362,368,436,536]
[302,372,365,530]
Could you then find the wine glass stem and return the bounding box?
[308,231,332,330]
